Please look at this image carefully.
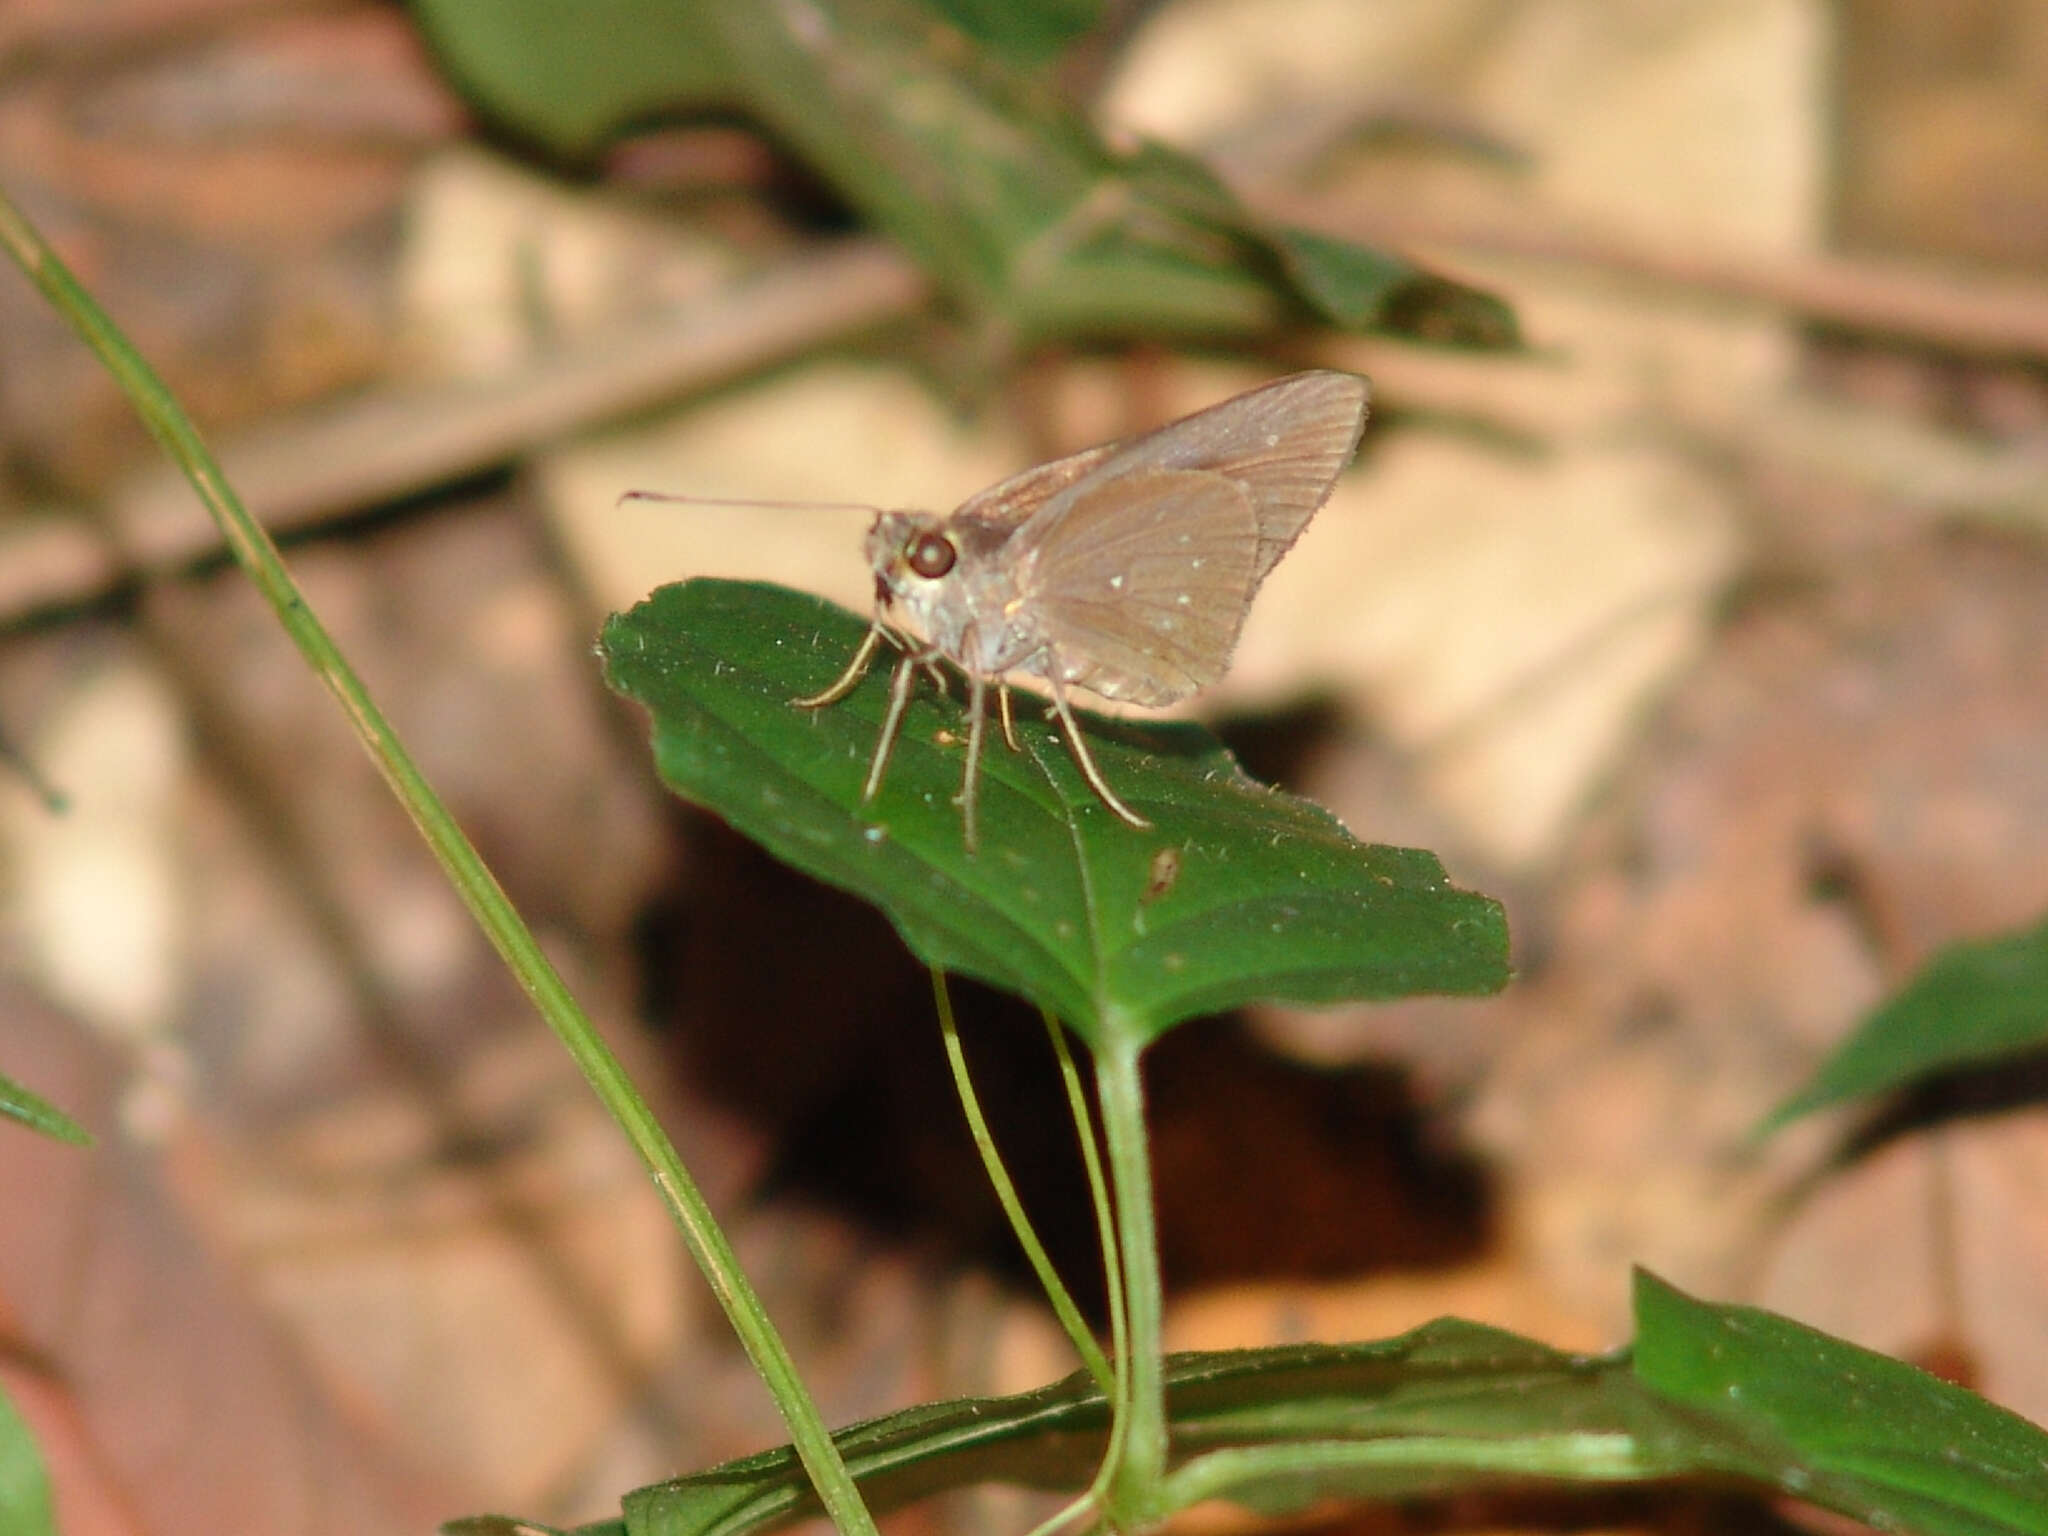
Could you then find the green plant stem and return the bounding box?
[0,184,879,1536]
[1041,1009,1127,1369]
[1094,1035,1167,1525]
[0,1071,91,1146]
[1040,1008,1132,1514]
[930,969,1113,1393]
[1160,1435,1646,1511]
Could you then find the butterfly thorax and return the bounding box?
[865,510,1047,678]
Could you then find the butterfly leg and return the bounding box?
[997,683,1021,752]
[792,612,892,708]
[859,649,922,806]
[958,671,990,852]
[1046,674,1151,831]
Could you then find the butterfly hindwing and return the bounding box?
[1017,469,1259,706]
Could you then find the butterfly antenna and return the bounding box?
[617,489,887,515]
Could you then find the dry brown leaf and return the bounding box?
[396,147,742,381]
[1465,532,2048,1420]
[0,991,455,1533]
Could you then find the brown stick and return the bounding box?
[1282,197,2048,362]
[110,239,925,562]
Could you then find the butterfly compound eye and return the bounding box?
[907,532,957,579]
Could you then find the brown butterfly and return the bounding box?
[799,370,1371,849]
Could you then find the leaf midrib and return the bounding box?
[1030,730,1117,1036]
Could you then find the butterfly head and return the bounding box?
[865,511,959,610]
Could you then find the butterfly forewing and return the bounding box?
[1019,469,1258,706]
[1074,370,1369,582]
[948,371,1367,564]
[949,441,1119,537]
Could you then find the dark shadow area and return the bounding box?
[1234,1486,1816,1536]
[1797,828,2048,1163]
[1836,1048,2048,1165]
[1213,695,1348,790]
[638,805,1495,1322]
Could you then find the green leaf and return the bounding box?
[0,1381,57,1536]
[1155,1329,1678,1513]
[408,1,730,155]
[601,581,1509,1051]
[918,0,1102,64]
[620,1327,1658,1536]
[1634,1270,2048,1536]
[1761,913,2048,1133]
[1273,227,1522,347]
[0,1070,90,1146]
[623,1382,1101,1536]
[408,0,1517,346]
[594,1299,2048,1535]
[460,1275,2048,1536]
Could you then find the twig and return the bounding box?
[1284,198,2048,363]
[107,238,927,564]
[0,239,924,627]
